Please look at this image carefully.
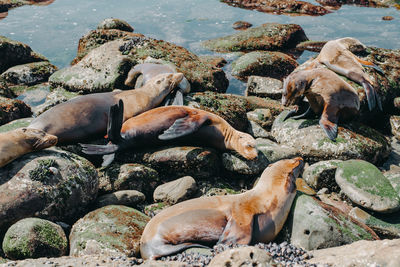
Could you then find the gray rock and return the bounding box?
[307,239,400,267]
[144,203,170,217]
[97,18,134,32]
[271,110,391,164]
[2,218,67,260]
[390,115,400,141]
[0,148,98,232]
[202,23,308,52]
[231,51,298,81]
[385,169,400,195]
[0,117,33,133]
[153,176,197,204]
[256,138,298,163]
[222,151,268,175]
[302,160,343,191]
[245,76,283,99]
[335,160,400,213]
[32,86,78,116]
[141,261,186,267]
[94,190,145,209]
[0,96,32,126]
[246,108,275,131]
[69,205,149,257]
[289,193,377,250]
[382,137,400,171]
[1,61,57,86]
[208,247,275,267]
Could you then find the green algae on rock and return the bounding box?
[2,218,67,260]
[69,205,149,257]
[231,51,298,81]
[335,160,400,213]
[1,61,57,86]
[0,117,33,133]
[202,23,308,53]
[302,160,343,191]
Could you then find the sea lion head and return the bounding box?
[338,37,366,53]
[281,71,307,107]
[237,132,258,160]
[274,157,304,193]
[152,73,184,92]
[20,128,58,150]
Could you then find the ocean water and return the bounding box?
[0,0,399,94]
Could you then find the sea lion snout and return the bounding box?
[21,128,58,150]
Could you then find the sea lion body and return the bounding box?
[310,37,382,111]
[139,157,304,260]
[0,128,57,167]
[81,105,258,165]
[28,73,184,144]
[282,68,360,140]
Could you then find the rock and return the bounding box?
[302,160,342,191]
[1,61,57,86]
[202,23,308,53]
[245,76,283,99]
[271,110,391,164]
[385,169,400,195]
[350,207,400,238]
[232,21,252,30]
[307,239,400,267]
[295,40,327,52]
[0,96,32,126]
[0,78,15,98]
[288,193,378,250]
[255,138,299,163]
[32,86,78,116]
[0,35,47,74]
[220,0,330,16]
[0,117,33,133]
[222,151,268,175]
[382,137,400,170]
[208,247,276,267]
[0,148,98,232]
[69,205,149,257]
[142,261,186,267]
[99,163,160,199]
[2,218,67,260]
[231,51,298,81]
[153,176,197,204]
[382,15,394,21]
[296,178,316,195]
[246,108,278,133]
[247,120,271,138]
[394,97,400,110]
[144,146,220,179]
[97,18,134,32]
[199,55,227,68]
[391,115,400,141]
[335,160,400,213]
[144,202,170,217]
[12,83,50,107]
[94,190,146,209]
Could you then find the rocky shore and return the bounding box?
[1,15,400,267]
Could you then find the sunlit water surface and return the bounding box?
[0,0,399,94]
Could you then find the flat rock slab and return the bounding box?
[69,205,149,257]
[245,76,283,99]
[202,23,308,53]
[271,110,391,164]
[335,160,400,213]
[153,176,197,204]
[307,239,400,267]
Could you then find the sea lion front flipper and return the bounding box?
[158,114,210,140]
[170,89,184,106]
[319,104,339,141]
[361,81,377,111]
[217,217,252,245]
[291,106,315,120]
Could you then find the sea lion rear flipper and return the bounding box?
[319,104,339,141]
[361,81,377,111]
[107,100,124,143]
[158,114,210,140]
[218,217,252,245]
[102,153,115,167]
[170,89,184,106]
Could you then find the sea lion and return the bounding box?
[80,102,258,166]
[27,73,184,145]
[281,68,360,140]
[139,157,304,260]
[124,62,190,105]
[0,128,57,168]
[309,37,383,111]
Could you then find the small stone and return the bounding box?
[222,151,268,175]
[97,18,134,32]
[94,190,146,209]
[232,21,252,30]
[153,176,197,204]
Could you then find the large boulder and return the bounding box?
[0,96,32,126]
[69,205,149,257]
[202,23,308,53]
[271,110,391,164]
[1,61,57,86]
[0,148,98,232]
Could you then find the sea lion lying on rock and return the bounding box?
[80,101,258,166]
[139,157,304,260]
[282,68,360,141]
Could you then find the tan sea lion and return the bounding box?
[309,37,383,111]
[0,128,57,167]
[125,62,190,105]
[139,157,304,260]
[27,73,184,145]
[80,102,258,166]
[282,68,360,140]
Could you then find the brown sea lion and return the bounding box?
[139,157,304,260]
[309,37,383,111]
[124,62,190,105]
[282,68,360,140]
[0,128,57,168]
[80,102,258,166]
[27,73,184,145]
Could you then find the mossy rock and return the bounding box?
[0,96,32,126]
[1,61,57,86]
[202,23,308,53]
[271,110,391,164]
[0,117,33,133]
[335,160,400,213]
[302,160,343,191]
[69,205,149,257]
[2,218,67,260]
